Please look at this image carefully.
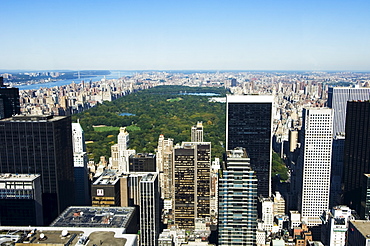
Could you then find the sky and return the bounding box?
[1,0,370,71]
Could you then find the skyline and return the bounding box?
[1,0,370,71]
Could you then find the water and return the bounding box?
[16,70,134,90]
[179,92,221,96]
[119,112,136,116]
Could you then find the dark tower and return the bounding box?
[226,95,273,197]
[0,115,75,225]
[342,100,370,213]
[0,77,21,119]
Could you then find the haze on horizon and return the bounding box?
[1,0,370,71]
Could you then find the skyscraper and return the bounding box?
[327,87,370,135]
[226,95,273,197]
[72,122,90,205]
[297,108,333,226]
[191,121,204,142]
[173,142,211,229]
[110,127,135,172]
[218,148,257,245]
[342,100,370,212]
[140,173,160,246]
[156,135,174,200]
[0,115,75,225]
[0,77,20,119]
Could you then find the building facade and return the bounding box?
[226,95,273,197]
[327,87,370,136]
[173,142,211,229]
[342,101,370,213]
[0,115,74,225]
[72,122,90,205]
[140,173,160,246]
[218,148,258,245]
[0,77,20,119]
[0,174,43,226]
[297,108,333,226]
[191,121,204,142]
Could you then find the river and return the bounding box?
[16,70,134,90]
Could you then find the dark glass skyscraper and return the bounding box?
[226,95,273,197]
[342,100,370,212]
[0,77,20,119]
[0,115,75,225]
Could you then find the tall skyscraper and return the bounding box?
[72,122,90,205]
[327,87,370,135]
[0,115,75,225]
[191,121,204,142]
[297,108,333,226]
[0,77,20,119]
[218,148,258,245]
[342,100,370,212]
[140,173,160,246]
[173,142,211,229]
[226,95,273,197]
[156,135,174,200]
[110,127,135,172]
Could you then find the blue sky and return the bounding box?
[1,0,370,71]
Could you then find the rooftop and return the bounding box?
[0,173,40,182]
[50,206,135,229]
[351,220,370,238]
[0,227,136,246]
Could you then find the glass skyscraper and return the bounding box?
[226,95,273,197]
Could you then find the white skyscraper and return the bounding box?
[298,108,333,226]
[71,122,90,205]
[191,121,204,142]
[110,127,135,173]
[321,205,352,246]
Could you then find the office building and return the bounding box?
[361,174,370,219]
[327,87,370,135]
[156,135,174,200]
[72,122,90,205]
[330,133,345,207]
[321,205,352,246]
[0,115,74,225]
[297,108,333,226]
[91,170,121,207]
[173,142,211,229]
[110,127,135,172]
[129,153,156,172]
[218,148,258,245]
[0,173,43,226]
[347,220,370,246]
[140,173,160,246]
[342,101,370,213]
[191,121,204,142]
[226,94,273,197]
[0,77,20,119]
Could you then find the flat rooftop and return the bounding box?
[0,173,40,182]
[0,227,136,246]
[50,206,135,229]
[351,220,370,238]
